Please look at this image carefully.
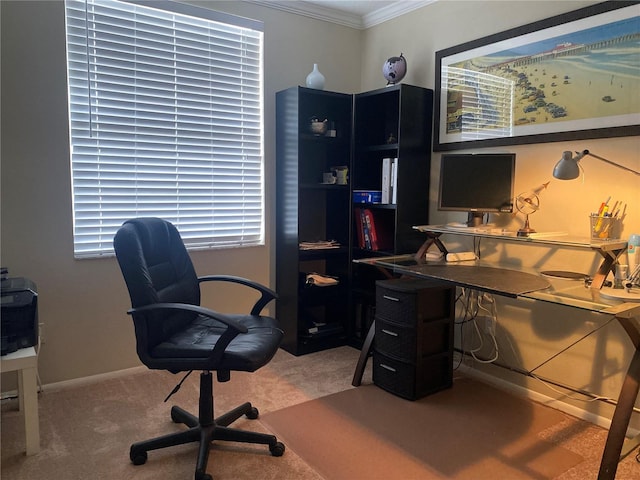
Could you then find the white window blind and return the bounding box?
[64,0,264,258]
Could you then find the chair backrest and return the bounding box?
[114,218,200,351]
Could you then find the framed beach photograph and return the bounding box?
[433,1,640,151]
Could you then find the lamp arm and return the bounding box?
[582,150,640,176]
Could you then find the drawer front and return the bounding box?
[373,351,451,400]
[375,319,416,361]
[373,352,417,400]
[375,287,416,326]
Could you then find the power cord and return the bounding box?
[454,288,499,366]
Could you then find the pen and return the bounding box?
[595,203,609,231]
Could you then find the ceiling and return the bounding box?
[250,1,436,29]
[301,1,399,16]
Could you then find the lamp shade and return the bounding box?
[553,151,581,180]
[552,149,639,179]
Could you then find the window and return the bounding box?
[64,0,264,258]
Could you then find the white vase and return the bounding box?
[305,63,325,90]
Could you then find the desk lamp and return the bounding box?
[553,149,640,180]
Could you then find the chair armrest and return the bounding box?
[198,275,278,315]
[128,303,248,366]
[128,303,248,334]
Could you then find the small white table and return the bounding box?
[1,346,40,455]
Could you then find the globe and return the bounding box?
[515,190,541,237]
[383,53,407,85]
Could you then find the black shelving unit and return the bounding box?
[275,84,433,354]
[350,84,434,346]
[275,86,353,355]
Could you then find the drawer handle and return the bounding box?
[383,295,400,302]
[381,329,398,337]
[379,363,396,372]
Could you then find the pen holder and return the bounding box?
[590,214,619,240]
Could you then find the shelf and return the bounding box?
[413,224,627,290]
[362,143,399,152]
[299,246,349,260]
[413,225,627,251]
[300,183,350,190]
[299,133,349,144]
[299,322,345,339]
[353,203,396,210]
[353,248,395,257]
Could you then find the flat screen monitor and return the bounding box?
[438,153,515,226]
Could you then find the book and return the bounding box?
[354,208,365,248]
[360,208,372,249]
[364,208,393,251]
[381,157,392,204]
[363,209,378,250]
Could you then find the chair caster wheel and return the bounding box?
[246,406,259,419]
[270,441,285,457]
[130,447,147,465]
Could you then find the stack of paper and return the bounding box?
[299,240,341,250]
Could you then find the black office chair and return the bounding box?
[113,218,285,480]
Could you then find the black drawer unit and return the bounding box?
[373,278,455,400]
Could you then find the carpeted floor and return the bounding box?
[2,346,639,479]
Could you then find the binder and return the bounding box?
[381,157,392,204]
[391,158,398,204]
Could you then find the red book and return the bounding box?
[360,208,372,249]
[364,209,378,250]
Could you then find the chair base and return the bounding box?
[129,371,285,480]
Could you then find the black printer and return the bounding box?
[1,277,38,355]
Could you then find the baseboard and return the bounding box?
[42,365,148,393]
[457,362,640,438]
[2,366,147,400]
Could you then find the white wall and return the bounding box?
[0,0,361,385]
[361,0,640,428]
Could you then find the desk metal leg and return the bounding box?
[591,246,626,290]
[598,347,640,479]
[352,320,375,387]
[598,305,640,479]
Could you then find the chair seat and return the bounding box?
[152,314,283,372]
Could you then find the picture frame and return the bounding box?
[433,1,640,151]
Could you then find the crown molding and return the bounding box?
[362,1,436,28]
[248,1,436,29]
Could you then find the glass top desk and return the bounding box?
[354,226,638,480]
